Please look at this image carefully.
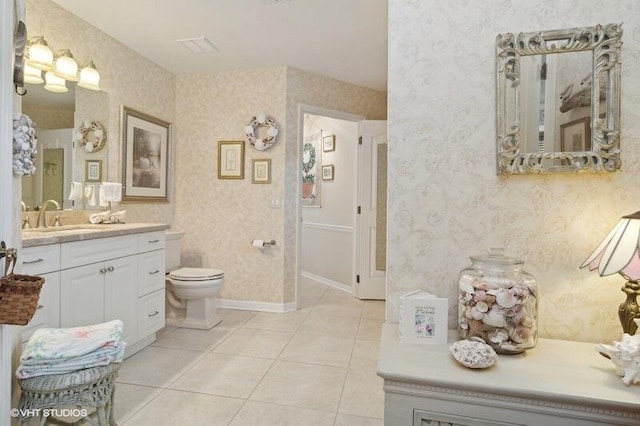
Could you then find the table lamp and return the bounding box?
[581,211,640,335]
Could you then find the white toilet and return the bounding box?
[165,231,224,329]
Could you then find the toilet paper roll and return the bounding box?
[252,239,265,249]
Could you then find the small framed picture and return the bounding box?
[252,159,271,184]
[218,141,245,179]
[322,164,334,181]
[560,117,591,152]
[322,135,335,152]
[85,159,102,182]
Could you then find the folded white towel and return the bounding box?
[89,210,111,224]
[101,182,122,202]
[110,210,126,223]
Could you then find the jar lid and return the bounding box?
[469,248,524,265]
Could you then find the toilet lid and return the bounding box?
[169,267,224,281]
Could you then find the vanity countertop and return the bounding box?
[377,323,640,422]
[22,222,170,247]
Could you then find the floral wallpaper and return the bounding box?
[387,0,640,343]
[174,68,386,306]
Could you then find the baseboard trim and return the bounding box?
[302,271,352,293]
[217,298,297,313]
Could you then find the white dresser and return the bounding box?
[377,324,640,426]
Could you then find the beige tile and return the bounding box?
[242,309,310,333]
[217,308,258,329]
[152,325,235,352]
[250,360,346,412]
[229,400,335,426]
[155,326,178,339]
[299,279,328,308]
[170,353,273,398]
[280,333,354,368]
[213,327,293,358]
[122,389,243,426]
[112,383,162,424]
[335,413,384,426]
[312,290,364,318]
[356,318,383,341]
[116,346,204,388]
[350,339,381,371]
[297,311,360,338]
[338,367,385,419]
[362,301,385,320]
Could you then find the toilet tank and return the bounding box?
[165,231,185,272]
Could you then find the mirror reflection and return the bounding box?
[21,84,108,210]
[496,23,622,174]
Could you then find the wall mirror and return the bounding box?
[496,23,622,174]
[22,84,109,210]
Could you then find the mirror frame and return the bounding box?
[496,23,623,174]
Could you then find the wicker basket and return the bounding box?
[0,274,45,325]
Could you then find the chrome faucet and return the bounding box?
[36,199,61,228]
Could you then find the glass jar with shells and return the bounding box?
[458,248,538,354]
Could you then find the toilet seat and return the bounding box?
[168,267,224,281]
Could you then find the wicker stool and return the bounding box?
[16,363,119,426]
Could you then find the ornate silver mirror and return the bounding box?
[496,23,622,174]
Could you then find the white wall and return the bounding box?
[387,0,640,344]
[302,114,358,287]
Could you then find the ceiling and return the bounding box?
[50,0,388,92]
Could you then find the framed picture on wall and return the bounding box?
[322,164,334,181]
[120,106,171,202]
[218,140,245,179]
[252,159,271,184]
[323,134,335,152]
[560,117,591,152]
[85,159,102,182]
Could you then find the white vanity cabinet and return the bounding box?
[18,245,61,342]
[20,225,168,356]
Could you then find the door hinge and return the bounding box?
[358,136,362,145]
[356,275,360,284]
[357,206,361,214]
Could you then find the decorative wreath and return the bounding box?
[244,112,279,151]
[75,120,106,153]
[12,113,37,176]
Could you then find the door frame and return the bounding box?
[1,0,18,424]
[295,104,363,308]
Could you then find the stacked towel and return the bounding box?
[16,320,126,379]
[89,210,111,224]
[100,182,122,203]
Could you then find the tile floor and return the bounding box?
[113,278,385,426]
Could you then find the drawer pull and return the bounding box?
[99,268,107,274]
[107,266,115,272]
[148,239,160,244]
[23,258,44,265]
[148,310,160,317]
[149,270,160,275]
[36,304,44,310]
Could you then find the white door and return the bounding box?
[104,256,139,345]
[355,120,387,299]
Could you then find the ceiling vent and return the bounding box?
[177,37,218,54]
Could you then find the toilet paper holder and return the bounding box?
[251,239,276,247]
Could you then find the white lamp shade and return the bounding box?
[23,63,43,84]
[581,212,640,280]
[26,38,53,71]
[77,62,100,90]
[54,50,78,81]
[44,71,68,93]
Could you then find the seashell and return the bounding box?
[459,275,474,294]
[470,307,485,320]
[596,319,640,386]
[84,142,94,152]
[475,301,489,313]
[245,125,254,135]
[450,339,497,369]
[267,127,278,137]
[255,139,265,150]
[473,290,486,302]
[482,306,506,328]
[496,289,518,308]
[489,328,509,344]
[257,112,266,124]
